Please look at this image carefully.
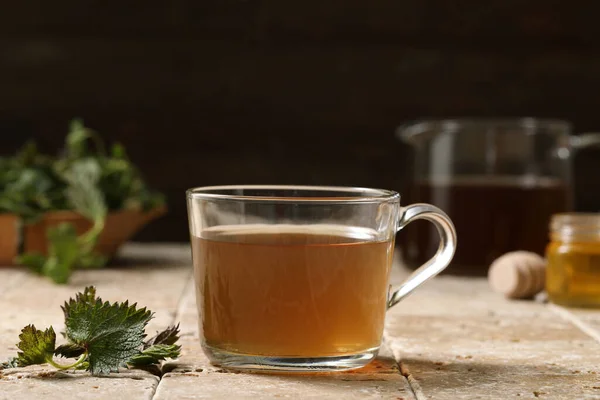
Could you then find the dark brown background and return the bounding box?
[1,1,599,242]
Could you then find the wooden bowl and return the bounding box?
[0,207,166,266]
[0,214,20,265]
[23,207,167,259]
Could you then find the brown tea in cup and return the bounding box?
[192,224,393,357]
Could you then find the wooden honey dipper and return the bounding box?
[488,251,547,299]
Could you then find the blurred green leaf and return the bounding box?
[43,223,80,284]
[61,158,107,223]
[16,253,46,274]
[66,119,92,159]
[111,143,127,159]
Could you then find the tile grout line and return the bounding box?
[169,269,195,327]
[546,303,600,344]
[150,269,194,400]
[383,335,426,400]
[399,361,428,400]
[145,376,161,400]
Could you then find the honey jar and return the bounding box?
[546,213,600,308]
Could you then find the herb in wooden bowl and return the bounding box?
[0,119,166,283]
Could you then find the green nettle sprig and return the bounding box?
[0,286,181,376]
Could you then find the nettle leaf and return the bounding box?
[62,158,107,222]
[61,286,99,319]
[0,358,19,369]
[63,291,153,375]
[110,143,127,159]
[66,119,92,159]
[1,286,182,377]
[43,223,80,284]
[54,343,86,359]
[13,140,39,166]
[16,325,56,367]
[127,344,181,367]
[144,324,180,349]
[0,168,54,222]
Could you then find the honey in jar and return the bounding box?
[546,213,600,308]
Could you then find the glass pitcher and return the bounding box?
[396,118,600,276]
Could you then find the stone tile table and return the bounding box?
[0,244,598,399]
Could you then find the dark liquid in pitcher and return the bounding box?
[399,177,569,276]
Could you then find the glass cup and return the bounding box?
[187,185,457,372]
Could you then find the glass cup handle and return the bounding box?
[387,203,457,308]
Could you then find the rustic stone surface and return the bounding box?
[2,244,600,399]
[552,306,600,344]
[153,369,410,400]
[0,268,28,294]
[0,367,158,400]
[156,346,412,400]
[156,341,412,400]
[404,369,600,400]
[386,265,600,400]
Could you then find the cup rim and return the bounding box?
[186,185,400,204]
